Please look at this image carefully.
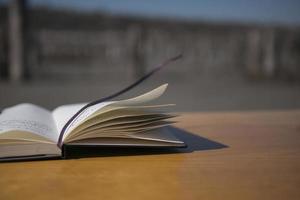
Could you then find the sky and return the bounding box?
[1,0,300,25]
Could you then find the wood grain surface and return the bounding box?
[0,110,299,200]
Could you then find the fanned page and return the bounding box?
[52,84,182,145]
[52,102,112,139]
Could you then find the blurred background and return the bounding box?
[0,0,300,111]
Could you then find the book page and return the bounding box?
[68,121,174,142]
[0,103,58,143]
[66,126,185,147]
[109,84,168,107]
[76,114,173,135]
[52,84,169,142]
[52,102,114,140]
[65,105,173,140]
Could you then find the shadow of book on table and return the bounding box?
[64,126,228,159]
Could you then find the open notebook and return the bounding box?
[0,84,185,160]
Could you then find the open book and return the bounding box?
[0,84,185,160]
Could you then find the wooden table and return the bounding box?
[0,110,299,200]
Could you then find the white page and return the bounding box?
[77,114,173,135]
[0,103,58,142]
[110,84,168,107]
[66,105,174,140]
[69,121,173,142]
[52,102,114,141]
[67,126,185,147]
[52,84,169,142]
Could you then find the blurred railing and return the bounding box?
[0,4,300,82]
